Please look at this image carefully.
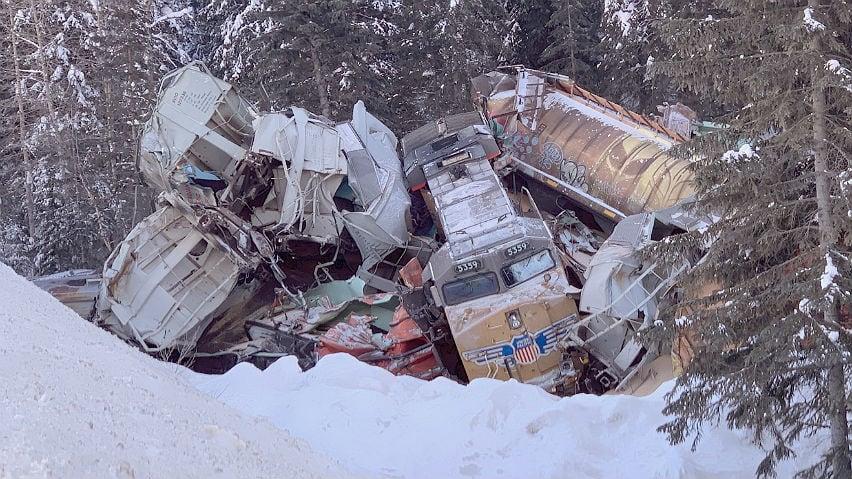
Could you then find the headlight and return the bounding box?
[506,309,522,330]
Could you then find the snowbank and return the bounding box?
[3,258,823,479]
[0,262,358,479]
[191,352,822,479]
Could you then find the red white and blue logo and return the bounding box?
[462,314,577,367]
[512,334,539,364]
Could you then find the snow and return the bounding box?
[605,0,637,36]
[189,354,822,479]
[821,253,841,302]
[1,261,828,478]
[0,262,356,479]
[826,328,840,344]
[803,7,825,32]
[149,6,193,28]
[826,59,852,93]
[821,253,838,290]
[721,143,757,163]
[799,298,813,315]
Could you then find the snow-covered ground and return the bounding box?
[188,354,822,479]
[1,261,823,478]
[0,262,358,479]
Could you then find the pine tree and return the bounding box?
[393,0,515,133]
[197,0,253,78]
[0,0,108,274]
[0,0,185,275]
[596,0,652,109]
[205,0,398,121]
[647,1,852,476]
[540,0,603,86]
[508,0,554,68]
[595,0,688,111]
[0,0,38,249]
[93,0,195,241]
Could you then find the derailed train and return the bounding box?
[35,64,706,395]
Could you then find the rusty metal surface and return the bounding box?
[473,68,695,219]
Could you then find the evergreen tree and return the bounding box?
[648,1,852,476]
[393,0,515,133]
[508,0,554,68]
[0,221,33,276]
[594,0,698,111]
[197,0,253,79]
[540,0,603,86]
[0,0,110,274]
[206,0,398,121]
[0,0,194,275]
[93,0,195,240]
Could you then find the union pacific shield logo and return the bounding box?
[462,314,577,367]
[512,334,538,364]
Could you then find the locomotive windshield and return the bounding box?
[501,250,555,287]
[442,272,500,306]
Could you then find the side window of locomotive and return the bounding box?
[501,250,556,288]
[442,272,500,306]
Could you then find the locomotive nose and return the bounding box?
[452,290,578,385]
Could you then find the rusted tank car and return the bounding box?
[471,67,695,226]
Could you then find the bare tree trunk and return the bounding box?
[30,0,59,133]
[310,42,331,118]
[7,3,36,237]
[810,0,851,474]
[567,3,577,81]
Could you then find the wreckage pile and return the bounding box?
[37,63,708,396]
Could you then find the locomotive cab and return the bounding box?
[402,114,580,389]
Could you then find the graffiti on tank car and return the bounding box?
[536,142,589,192]
[559,158,588,192]
[539,141,563,169]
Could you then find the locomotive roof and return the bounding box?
[425,158,538,260]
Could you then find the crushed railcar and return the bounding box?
[33,63,712,397]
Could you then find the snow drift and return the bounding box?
[0,262,357,479]
[190,348,823,479]
[2,259,824,479]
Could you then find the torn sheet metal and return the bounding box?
[272,276,399,334]
[250,108,347,243]
[561,212,687,390]
[317,303,443,380]
[337,101,415,287]
[96,206,261,352]
[580,213,659,320]
[139,61,257,193]
[552,210,600,282]
[240,272,442,379]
